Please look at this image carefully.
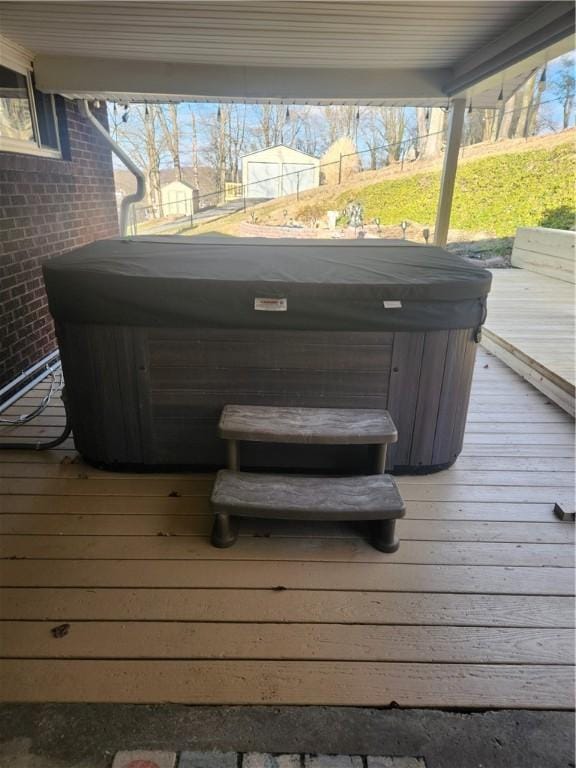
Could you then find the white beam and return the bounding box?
[454,34,574,106]
[34,55,449,104]
[434,99,466,248]
[446,1,574,96]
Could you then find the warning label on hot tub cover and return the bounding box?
[254,298,288,311]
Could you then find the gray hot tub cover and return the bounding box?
[43,236,492,332]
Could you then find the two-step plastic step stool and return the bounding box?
[210,405,406,553]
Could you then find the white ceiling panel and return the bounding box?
[0,2,553,69]
[0,1,573,104]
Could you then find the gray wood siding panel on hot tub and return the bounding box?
[148,329,393,469]
[55,325,477,472]
[56,323,145,465]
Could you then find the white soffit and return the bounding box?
[0,1,573,106]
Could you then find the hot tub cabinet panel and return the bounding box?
[46,237,490,473]
[56,323,477,473]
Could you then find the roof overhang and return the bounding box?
[34,58,454,106]
[0,1,573,106]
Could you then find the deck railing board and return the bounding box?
[482,256,575,414]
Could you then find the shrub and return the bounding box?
[321,137,362,186]
[296,202,327,226]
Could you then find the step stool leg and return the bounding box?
[372,518,399,553]
[227,439,239,471]
[375,444,387,474]
[211,513,238,548]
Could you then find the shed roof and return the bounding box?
[114,167,217,200]
[0,1,573,106]
[161,178,196,190]
[241,144,319,161]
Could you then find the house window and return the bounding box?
[0,63,61,157]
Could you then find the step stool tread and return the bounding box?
[219,405,397,445]
[211,470,405,521]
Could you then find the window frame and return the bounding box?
[0,49,62,159]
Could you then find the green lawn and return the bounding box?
[336,141,575,236]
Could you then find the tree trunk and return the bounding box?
[481,109,495,142]
[417,108,446,160]
[145,106,163,218]
[564,95,574,129]
[218,105,227,202]
[191,111,200,190]
[495,91,517,140]
[514,73,537,138]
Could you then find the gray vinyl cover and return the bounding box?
[43,236,492,332]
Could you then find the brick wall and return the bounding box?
[0,101,119,388]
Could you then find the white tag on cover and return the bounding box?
[383,300,402,309]
[254,297,287,312]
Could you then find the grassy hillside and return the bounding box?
[336,141,574,237]
[187,132,575,238]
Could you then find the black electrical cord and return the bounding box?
[0,387,72,451]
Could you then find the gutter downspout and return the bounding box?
[79,99,145,236]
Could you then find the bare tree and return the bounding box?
[494,70,544,141]
[227,104,248,182]
[552,56,575,129]
[380,107,407,162]
[189,108,200,190]
[215,104,228,196]
[116,104,167,217]
[415,107,447,159]
[202,103,248,199]
[282,105,307,148]
[525,71,545,137]
[514,72,541,138]
[158,103,182,179]
[360,108,383,170]
[463,108,497,146]
[252,104,284,148]
[325,105,358,143]
[293,106,329,157]
[358,107,407,167]
[494,90,520,141]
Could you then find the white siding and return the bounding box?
[161,181,194,216]
[281,162,316,195]
[246,162,279,199]
[242,145,320,199]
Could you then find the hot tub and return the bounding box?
[43,236,491,473]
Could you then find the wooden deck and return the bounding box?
[0,348,574,708]
[483,268,575,415]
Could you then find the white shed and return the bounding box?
[161,179,196,216]
[241,144,320,200]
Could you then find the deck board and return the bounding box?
[1,660,572,708]
[1,535,572,567]
[2,560,573,596]
[2,588,573,625]
[483,268,575,414]
[1,514,572,542]
[0,348,574,708]
[2,623,572,664]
